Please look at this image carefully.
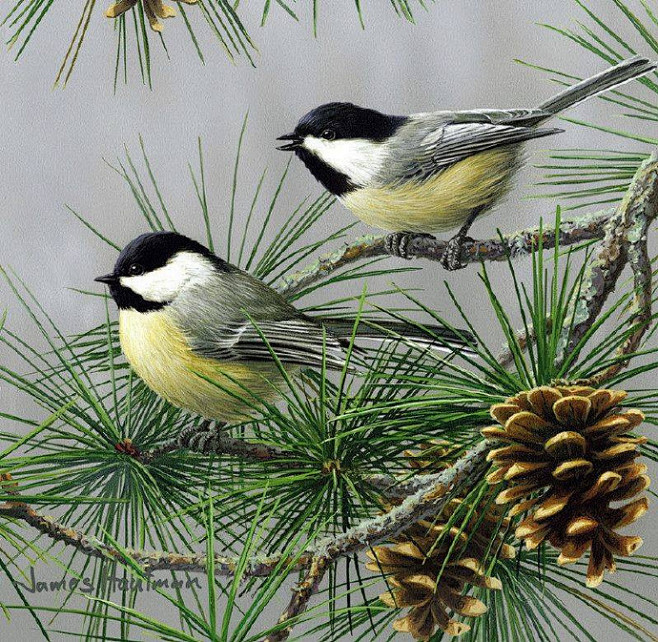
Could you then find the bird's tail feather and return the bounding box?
[539,56,656,115]
[324,317,476,355]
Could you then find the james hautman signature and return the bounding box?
[12,566,202,594]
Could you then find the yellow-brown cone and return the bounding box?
[105,0,198,30]
[483,385,649,587]
[366,492,513,639]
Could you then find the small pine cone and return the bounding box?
[105,0,198,32]
[404,440,455,474]
[483,385,649,587]
[366,497,514,639]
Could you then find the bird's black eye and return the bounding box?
[321,128,336,141]
[128,263,144,276]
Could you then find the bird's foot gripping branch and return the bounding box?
[1,154,657,642]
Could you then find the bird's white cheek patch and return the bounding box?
[303,136,388,186]
[121,252,215,303]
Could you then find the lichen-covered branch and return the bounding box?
[364,462,474,500]
[559,154,658,370]
[264,557,328,642]
[582,154,658,385]
[277,209,614,298]
[0,473,308,578]
[497,318,553,371]
[0,441,489,582]
[0,499,311,578]
[489,156,657,376]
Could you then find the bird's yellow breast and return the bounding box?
[119,309,285,422]
[342,148,520,233]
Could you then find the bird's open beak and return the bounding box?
[95,274,118,285]
[276,133,302,151]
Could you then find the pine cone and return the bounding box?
[483,385,649,587]
[105,0,198,32]
[366,497,515,639]
[404,440,454,474]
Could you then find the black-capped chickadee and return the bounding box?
[96,231,473,423]
[278,57,656,270]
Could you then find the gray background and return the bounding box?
[0,1,655,640]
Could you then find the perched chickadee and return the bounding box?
[96,231,473,423]
[278,57,656,270]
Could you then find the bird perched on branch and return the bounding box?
[278,57,656,270]
[96,232,473,423]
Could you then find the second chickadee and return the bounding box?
[97,231,473,423]
[278,56,656,270]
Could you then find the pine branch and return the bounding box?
[575,154,658,384]
[260,441,490,640]
[558,153,658,373]
[453,154,657,377]
[0,441,488,581]
[264,557,328,642]
[307,440,490,560]
[0,493,310,579]
[276,208,615,298]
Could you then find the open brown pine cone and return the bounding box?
[105,0,198,32]
[483,385,649,587]
[367,495,515,639]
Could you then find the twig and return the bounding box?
[0,472,305,578]
[277,209,614,298]
[264,557,328,642]
[581,154,658,385]
[364,464,470,500]
[558,154,658,371]
[144,427,458,494]
[0,505,309,579]
[497,318,553,370]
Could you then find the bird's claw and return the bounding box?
[440,235,473,271]
[177,421,212,450]
[385,232,434,260]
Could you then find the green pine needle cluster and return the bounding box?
[1,0,433,88]
[521,0,658,208]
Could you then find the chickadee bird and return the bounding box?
[278,57,656,270]
[96,231,473,423]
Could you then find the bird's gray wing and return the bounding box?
[384,111,562,183]
[188,317,349,370]
[170,266,350,371]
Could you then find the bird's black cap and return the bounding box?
[288,102,407,142]
[96,231,227,311]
